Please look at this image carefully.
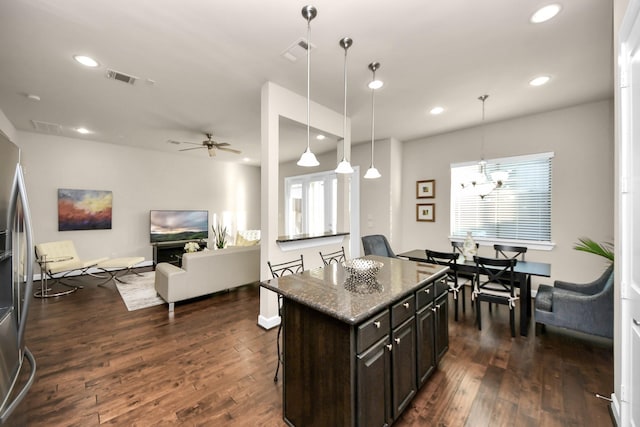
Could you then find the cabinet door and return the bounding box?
[357,337,391,427]
[391,317,417,419]
[435,292,449,364]
[416,304,435,386]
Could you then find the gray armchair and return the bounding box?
[361,234,396,258]
[534,264,613,338]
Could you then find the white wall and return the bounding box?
[351,138,403,250]
[17,131,261,263]
[399,99,614,289]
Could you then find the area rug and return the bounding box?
[115,271,165,311]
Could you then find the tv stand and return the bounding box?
[152,240,207,268]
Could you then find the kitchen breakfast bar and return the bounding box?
[261,255,450,427]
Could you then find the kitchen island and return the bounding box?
[261,255,450,427]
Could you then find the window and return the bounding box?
[285,170,337,235]
[450,152,553,247]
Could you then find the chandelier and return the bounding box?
[460,94,508,199]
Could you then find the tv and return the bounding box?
[150,210,208,244]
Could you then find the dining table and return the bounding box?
[397,249,551,336]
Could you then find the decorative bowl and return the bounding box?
[343,258,383,285]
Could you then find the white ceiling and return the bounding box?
[0,0,613,165]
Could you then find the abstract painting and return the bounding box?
[58,189,112,231]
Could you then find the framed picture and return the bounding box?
[58,188,113,231]
[417,180,435,199]
[416,203,435,222]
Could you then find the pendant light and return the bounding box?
[364,62,382,179]
[297,5,320,167]
[335,37,354,174]
[461,94,508,198]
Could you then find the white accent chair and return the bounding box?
[35,240,108,280]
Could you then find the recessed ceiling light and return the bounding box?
[530,4,561,24]
[529,75,551,86]
[242,157,251,162]
[430,106,444,115]
[316,134,326,140]
[26,94,41,101]
[76,127,91,134]
[73,55,99,67]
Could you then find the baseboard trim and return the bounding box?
[258,314,281,330]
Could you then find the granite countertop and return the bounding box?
[261,255,449,325]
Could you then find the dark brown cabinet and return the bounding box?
[391,317,417,419]
[356,336,391,427]
[434,291,449,363]
[416,300,436,386]
[416,277,448,386]
[275,262,450,427]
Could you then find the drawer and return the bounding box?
[391,294,415,329]
[416,282,435,310]
[435,275,449,297]
[357,310,390,354]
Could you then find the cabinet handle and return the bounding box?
[386,344,393,351]
[634,318,640,326]
[403,302,410,309]
[431,307,437,312]
[373,321,381,328]
[424,288,430,294]
[435,304,441,310]
[394,337,401,344]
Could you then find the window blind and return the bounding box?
[450,152,553,243]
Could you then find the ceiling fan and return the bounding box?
[175,133,241,157]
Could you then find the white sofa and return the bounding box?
[154,245,260,313]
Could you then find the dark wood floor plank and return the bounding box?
[5,269,614,426]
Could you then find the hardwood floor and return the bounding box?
[7,270,613,426]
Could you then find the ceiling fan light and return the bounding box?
[364,166,381,179]
[297,148,319,167]
[335,159,354,174]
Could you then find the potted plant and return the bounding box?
[573,237,614,264]
[213,224,228,249]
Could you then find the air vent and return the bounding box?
[105,68,137,85]
[30,120,62,134]
[281,37,315,62]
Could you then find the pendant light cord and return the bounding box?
[370,86,376,165]
[343,43,348,160]
[306,17,311,151]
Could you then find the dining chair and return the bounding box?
[494,244,527,261]
[267,255,305,383]
[362,234,397,258]
[473,256,519,337]
[319,246,346,266]
[425,249,467,321]
[451,240,478,307]
[494,244,528,296]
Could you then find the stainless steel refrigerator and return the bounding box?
[0,132,36,423]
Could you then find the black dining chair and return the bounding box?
[267,255,305,383]
[425,249,466,321]
[362,234,397,258]
[473,256,519,337]
[494,244,527,261]
[494,244,528,297]
[451,240,478,308]
[319,246,346,266]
